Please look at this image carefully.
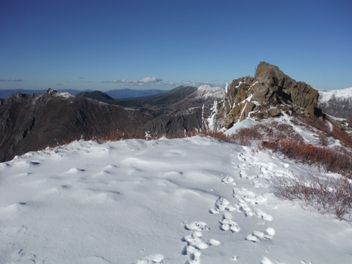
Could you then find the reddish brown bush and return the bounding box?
[295,115,352,148]
[273,173,352,219]
[262,139,352,178]
[332,125,352,149]
[301,116,331,134]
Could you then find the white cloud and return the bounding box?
[140,76,162,83]
[101,77,227,89]
[0,78,23,82]
[102,76,162,84]
[163,81,227,88]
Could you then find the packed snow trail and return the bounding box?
[0,137,351,263]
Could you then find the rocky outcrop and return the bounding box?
[223,62,320,129]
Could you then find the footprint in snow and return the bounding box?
[252,180,269,188]
[184,221,207,231]
[236,154,246,162]
[255,209,273,221]
[219,213,240,233]
[246,228,275,243]
[257,167,273,180]
[133,254,164,264]
[238,200,254,217]
[261,256,274,264]
[222,175,236,185]
[182,221,220,264]
[233,187,256,198]
[235,188,269,206]
[183,232,209,250]
[265,227,276,239]
[231,255,240,261]
[185,251,201,264]
[209,197,236,214]
[240,170,247,178]
[245,233,259,243]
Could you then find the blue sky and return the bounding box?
[1,0,351,91]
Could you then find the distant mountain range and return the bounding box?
[0,85,224,162]
[1,62,351,164]
[0,88,166,100]
[318,87,352,119]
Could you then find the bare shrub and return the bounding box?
[225,121,304,146]
[203,131,230,141]
[295,115,352,148]
[227,127,262,146]
[318,134,329,146]
[273,173,352,219]
[301,116,331,134]
[95,129,145,142]
[262,139,352,178]
[332,125,352,149]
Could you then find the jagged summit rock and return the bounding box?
[255,62,319,115]
[46,88,57,95]
[222,61,320,129]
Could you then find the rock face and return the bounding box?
[223,62,320,129]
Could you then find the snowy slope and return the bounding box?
[54,91,75,99]
[195,85,225,100]
[0,137,351,264]
[319,87,352,103]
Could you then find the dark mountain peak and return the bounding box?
[0,90,155,162]
[47,88,57,95]
[78,90,114,102]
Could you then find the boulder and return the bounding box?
[268,107,281,117]
[255,62,318,116]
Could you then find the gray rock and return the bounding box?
[222,61,321,129]
[268,107,281,117]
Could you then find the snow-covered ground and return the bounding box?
[0,137,351,264]
[195,85,225,100]
[54,91,75,99]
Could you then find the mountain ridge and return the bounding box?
[318,87,352,119]
[0,88,166,100]
[1,62,351,163]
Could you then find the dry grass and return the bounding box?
[273,173,352,219]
